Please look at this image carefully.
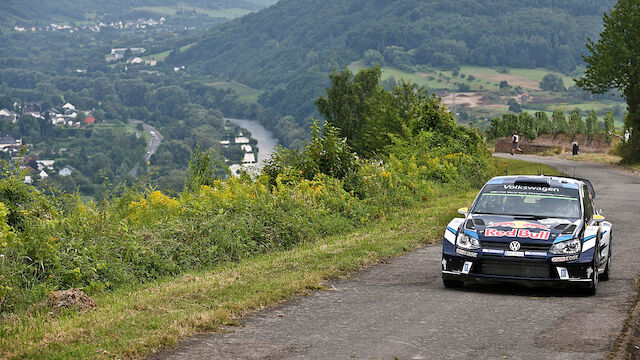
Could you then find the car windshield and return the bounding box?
[472,183,581,219]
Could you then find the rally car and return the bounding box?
[441,175,612,295]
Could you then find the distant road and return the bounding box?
[152,154,640,360]
[128,119,164,177]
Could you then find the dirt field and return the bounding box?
[473,73,541,90]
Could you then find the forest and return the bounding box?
[169,0,616,144]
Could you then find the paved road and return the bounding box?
[128,119,164,177]
[151,155,640,360]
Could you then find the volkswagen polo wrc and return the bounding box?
[441,175,612,295]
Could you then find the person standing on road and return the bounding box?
[511,131,522,155]
[625,129,630,143]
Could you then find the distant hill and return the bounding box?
[0,0,279,28]
[169,0,615,128]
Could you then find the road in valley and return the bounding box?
[151,154,640,360]
[128,119,164,178]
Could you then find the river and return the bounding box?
[223,117,279,168]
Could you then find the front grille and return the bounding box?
[480,241,550,252]
[480,259,551,278]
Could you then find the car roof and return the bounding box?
[485,175,595,197]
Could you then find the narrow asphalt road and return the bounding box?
[151,155,640,360]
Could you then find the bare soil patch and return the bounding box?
[47,289,96,314]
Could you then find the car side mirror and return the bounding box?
[458,207,468,215]
[593,214,605,222]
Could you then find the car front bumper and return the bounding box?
[442,239,596,288]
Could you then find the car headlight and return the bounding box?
[457,232,480,250]
[549,238,581,255]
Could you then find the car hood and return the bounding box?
[467,214,581,244]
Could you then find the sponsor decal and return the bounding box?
[504,251,525,257]
[503,185,560,192]
[487,221,550,230]
[456,248,478,258]
[551,255,579,263]
[485,228,550,240]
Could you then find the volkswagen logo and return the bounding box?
[509,241,521,251]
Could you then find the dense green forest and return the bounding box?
[0,0,277,29]
[169,0,616,144]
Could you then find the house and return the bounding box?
[36,160,55,171]
[39,170,48,179]
[235,137,250,144]
[62,103,76,111]
[241,144,253,153]
[59,165,75,177]
[84,116,95,124]
[220,140,230,145]
[0,109,17,123]
[0,135,22,150]
[23,176,32,184]
[127,57,144,65]
[242,153,256,164]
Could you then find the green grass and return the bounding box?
[206,81,265,103]
[143,42,196,62]
[0,158,560,359]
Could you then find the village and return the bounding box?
[0,101,97,183]
[12,17,166,34]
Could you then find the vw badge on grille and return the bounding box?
[509,241,521,251]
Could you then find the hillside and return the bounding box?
[0,0,279,28]
[169,0,615,133]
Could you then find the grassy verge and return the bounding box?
[567,153,640,174]
[0,159,559,359]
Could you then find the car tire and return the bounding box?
[443,279,464,288]
[601,233,612,281]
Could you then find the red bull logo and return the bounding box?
[487,220,549,230]
[485,228,550,240]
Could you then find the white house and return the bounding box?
[235,137,250,144]
[59,165,74,177]
[39,170,48,179]
[0,109,17,123]
[62,103,76,111]
[243,153,256,164]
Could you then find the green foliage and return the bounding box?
[552,110,571,136]
[586,110,599,141]
[540,73,566,92]
[576,0,640,162]
[186,146,227,191]
[604,111,615,143]
[170,0,614,139]
[569,110,586,135]
[315,66,383,154]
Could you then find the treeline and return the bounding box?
[487,110,615,143]
[0,67,495,317]
[170,0,615,142]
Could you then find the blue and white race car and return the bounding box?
[441,175,612,295]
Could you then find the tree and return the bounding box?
[540,74,566,92]
[604,111,615,143]
[586,110,599,142]
[575,0,640,162]
[568,110,586,135]
[507,98,521,113]
[315,66,382,155]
